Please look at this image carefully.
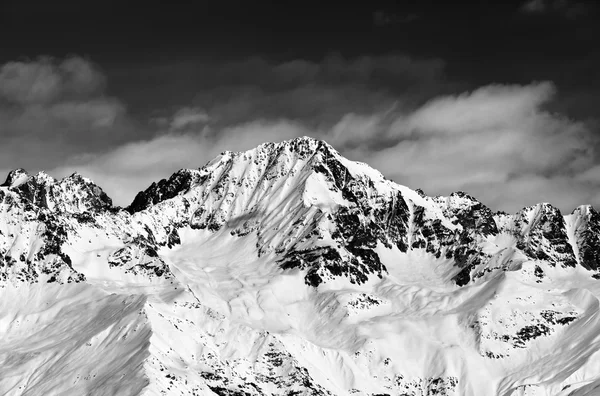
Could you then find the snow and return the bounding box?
[303,172,349,213]
[1,137,600,395]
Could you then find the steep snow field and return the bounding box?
[1,137,600,395]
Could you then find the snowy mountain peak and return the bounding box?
[222,136,345,174]
[127,137,342,214]
[566,204,600,271]
[124,137,600,287]
[3,138,600,396]
[257,135,337,156]
[33,170,57,184]
[2,168,30,188]
[572,204,596,217]
[128,168,203,213]
[1,168,112,213]
[448,190,478,201]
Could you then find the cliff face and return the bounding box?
[1,137,600,396]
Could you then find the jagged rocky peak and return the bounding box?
[127,168,203,213]
[227,136,345,168]
[5,142,600,396]
[509,202,577,267]
[56,172,114,212]
[2,168,30,188]
[2,169,56,188]
[568,204,600,271]
[436,191,498,236]
[217,136,345,177]
[572,204,596,218]
[252,136,338,159]
[0,169,113,213]
[126,137,410,287]
[512,203,569,238]
[127,137,353,214]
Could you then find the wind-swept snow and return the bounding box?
[1,137,600,395]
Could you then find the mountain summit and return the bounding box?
[1,136,600,395]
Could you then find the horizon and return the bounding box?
[2,135,597,216]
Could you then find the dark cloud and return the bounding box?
[169,107,210,130]
[521,0,547,13]
[171,54,448,131]
[1,54,598,213]
[0,56,105,104]
[130,54,444,103]
[4,53,445,186]
[520,0,591,18]
[51,121,307,205]
[52,78,600,213]
[364,82,599,211]
[0,56,131,166]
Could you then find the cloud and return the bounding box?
[0,53,447,204]
[49,80,599,214]
[2,54,598,214]
[50,100,123,127]
[521,0,547,13]
[0,56,105,105]
[0,56,129,164]
[169,107,210,130]
[576,164,600,186]
[499,174,598,212]
[205,54,444,90]
[50,120,307,206]
[145,54,447,130]
[48,78,600,214]
[362,82,599,212]
[398,82,556,135]
[519,0,590,18]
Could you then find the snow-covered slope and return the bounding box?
[1,137,600,396]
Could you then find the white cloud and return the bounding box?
[398,82,555,136]
[170,107,210,130]
[1,55,597,214]
[50,120,307,206]
[577,165,600,184]
[49,82,599,213]
[48,99,124,127]
[360,82,598,212]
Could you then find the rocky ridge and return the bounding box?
[1,137,600,396]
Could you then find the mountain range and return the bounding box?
[1,136,600,396]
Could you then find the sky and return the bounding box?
[0,0,599,212]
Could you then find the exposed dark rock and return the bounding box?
[512,204,577,268]
[127,169,203,213]
[1,138,599,291]
[574,206,600,271]
[2,170,112,213]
